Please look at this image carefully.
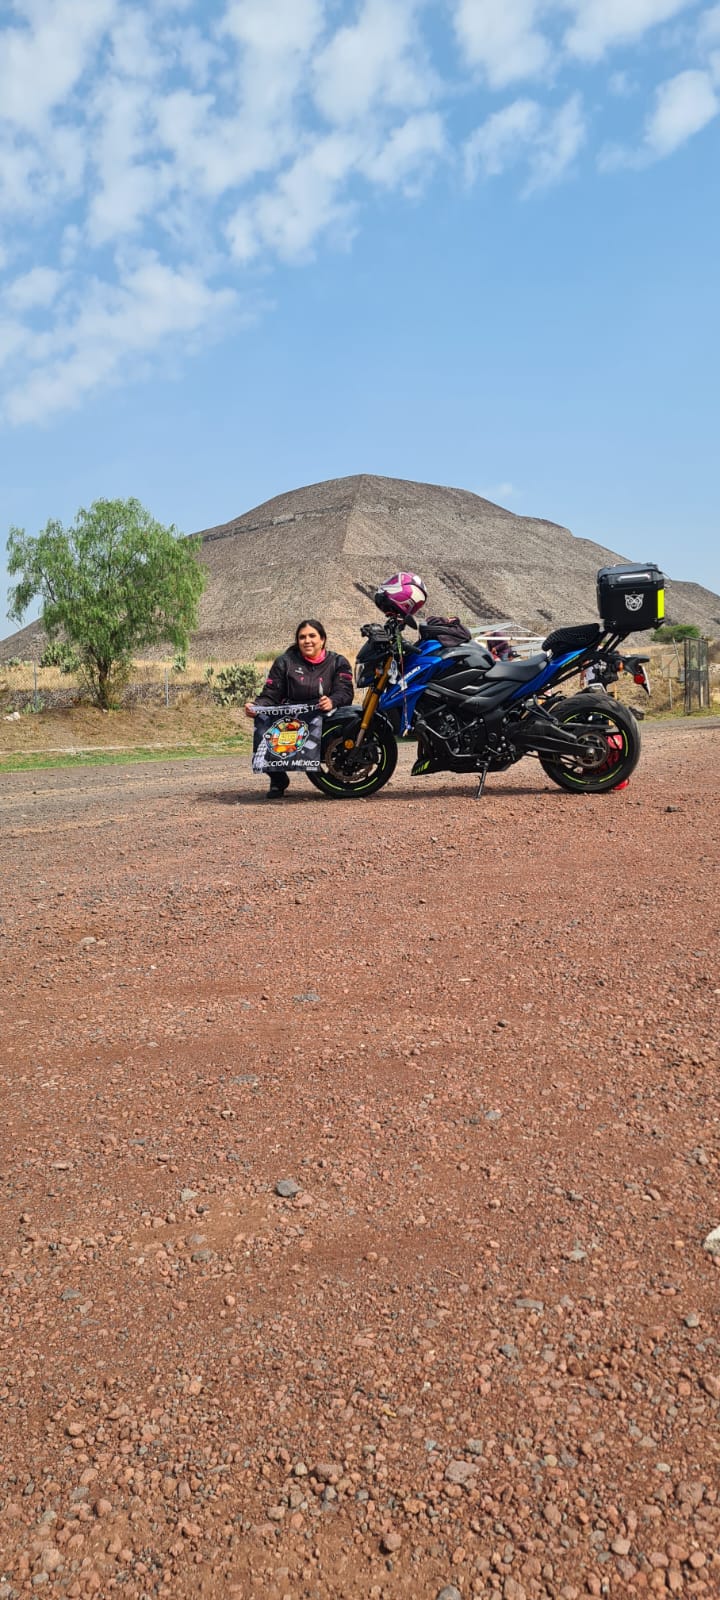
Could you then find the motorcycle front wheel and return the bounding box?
[306,716,398,799]
[539,694,640,793]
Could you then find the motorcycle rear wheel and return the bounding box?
[306,716,397,799]
[539,694,640,793]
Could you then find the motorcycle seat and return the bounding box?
[484,653,547,683]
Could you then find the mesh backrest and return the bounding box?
[542,623,601,655]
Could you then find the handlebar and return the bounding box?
[360,614,417,643]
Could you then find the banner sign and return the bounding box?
[251,703,323,772]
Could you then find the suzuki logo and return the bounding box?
[624,592,644,612]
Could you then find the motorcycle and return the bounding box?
[306,565,664,801]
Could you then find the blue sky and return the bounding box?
[1,0,719,635]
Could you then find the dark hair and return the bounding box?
[295,619,327,648]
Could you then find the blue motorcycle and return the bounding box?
[307,563,665,800]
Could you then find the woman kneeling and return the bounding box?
[245,620,354,798]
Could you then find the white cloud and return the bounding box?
[465,98,541,178]
[87,77,164,245]
[698,4,720,80]
[4,267,63,311]
[228,104,445,266]
[314,0,433,123]
[221,0,326,57]
[599,61,719,166]
[4,256,236,424]
[643,67,719,153]
[0,0,116,133]
[465,93,585,186]
[699,3,720,46]
[564,0,696,62]
[152,0,326,204]
[228,131,362,262]
[0,317,32,371]
[453,0,551,87]
[154,89,292,199]
[484,480,520,501]
[453,1,701,81]
[608,70,640,97]
[361,112,446,186]
[526,91,586,187]
[160,24,221,88]
[109,9,164,81]
[0,137,38,215]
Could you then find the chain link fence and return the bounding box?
[683,638,711,713]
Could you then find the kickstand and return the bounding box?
[475,765,489,800]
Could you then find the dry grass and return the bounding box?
[0,700,250,754]
[0,657,255,755]
[0,657,272,692]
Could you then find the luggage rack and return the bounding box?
[471,628,546,660]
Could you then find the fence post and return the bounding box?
[164,667,169,708]
[684,638,710,714]
[33,660,39,711]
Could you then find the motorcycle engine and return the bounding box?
[421,707,486,756]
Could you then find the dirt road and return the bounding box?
[1,727,719,1600]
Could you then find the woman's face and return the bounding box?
[297,625,325,659]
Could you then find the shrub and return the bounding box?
[652,624,701,642]
[40,639,81,673]
[211,663,260,706]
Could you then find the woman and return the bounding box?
[245,619,354,798]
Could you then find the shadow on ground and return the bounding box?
[195,779,558,806]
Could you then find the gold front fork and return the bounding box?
[346,655,394,749]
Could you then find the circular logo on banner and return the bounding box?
[624,592,644,612]
[267,718,310,757]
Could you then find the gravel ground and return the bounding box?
[1,727,719,1600]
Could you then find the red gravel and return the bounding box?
[1,725,719,1600]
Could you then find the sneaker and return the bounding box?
[267,772,290,799]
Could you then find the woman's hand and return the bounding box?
[317,695,333,712]
[244,701,256,718]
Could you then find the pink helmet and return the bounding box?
[374,572,428,618]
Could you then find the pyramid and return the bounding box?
[191,474,720,659]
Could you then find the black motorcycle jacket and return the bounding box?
[255,647,354,709]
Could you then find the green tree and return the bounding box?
[652,623,701,642]
[7,498,206,709]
